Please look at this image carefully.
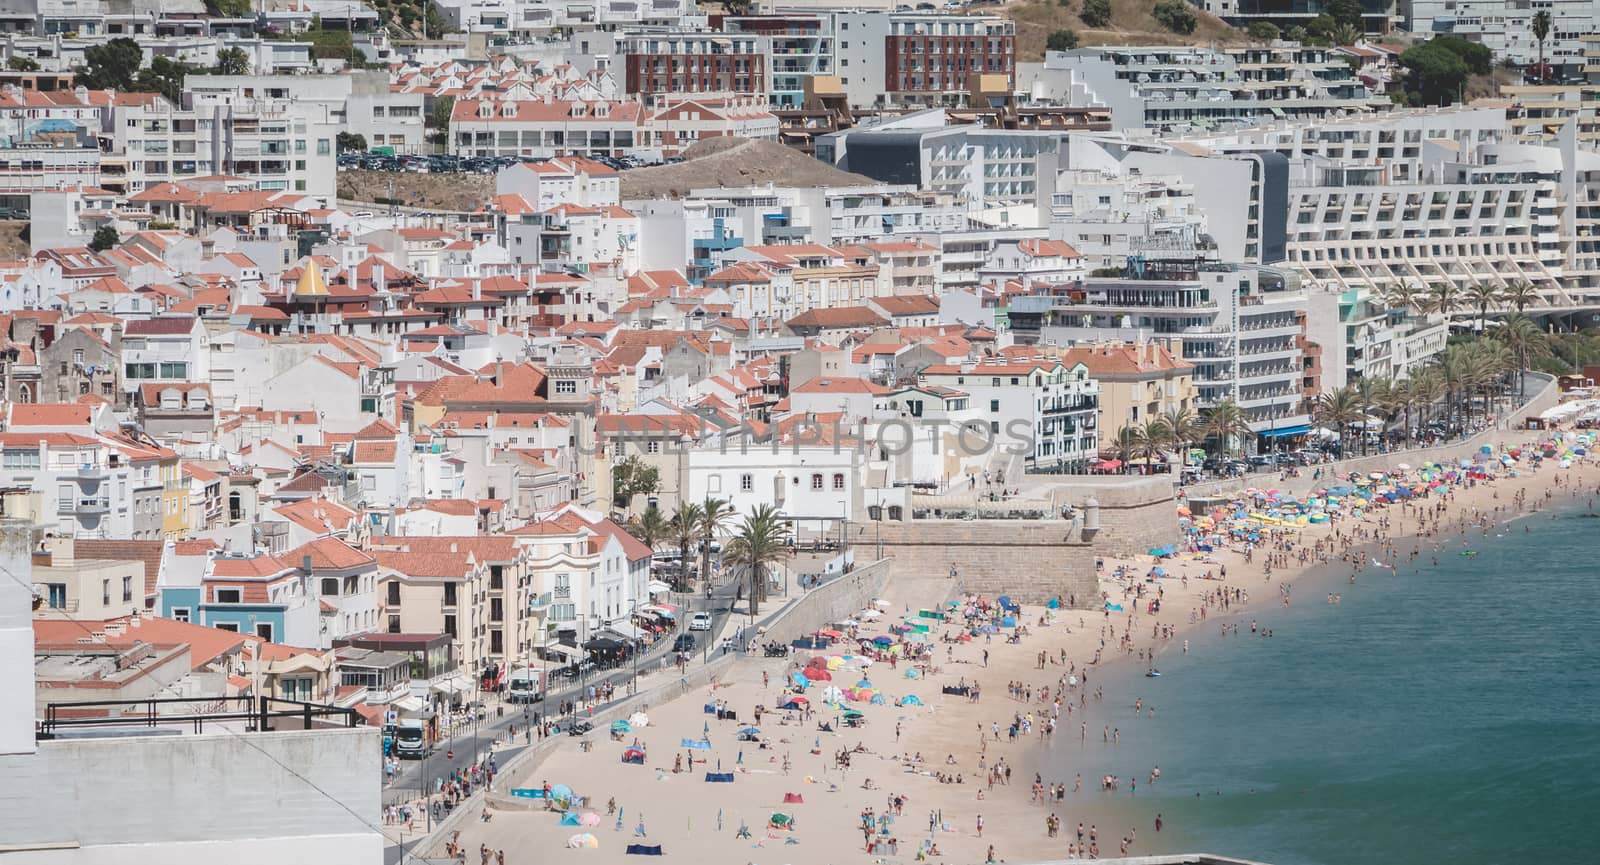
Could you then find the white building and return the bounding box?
[918,357,1100,473]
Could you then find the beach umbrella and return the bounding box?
[902,694,924,706]
[738,726,761,736]
[550,784,575,801]
[580,812,602,827]
[629,712,650,728]
[904,668,921,679]
[856,679,874,689]
[872,636,894,646]
[791,672,809,688]
[611,720,632,733]
[1396,462,1412,471]
[567,833,600,849]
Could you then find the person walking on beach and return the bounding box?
[976,814,984,837]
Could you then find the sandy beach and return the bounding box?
[434,426,1600,865]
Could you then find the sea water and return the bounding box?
[1045,503,1600,865]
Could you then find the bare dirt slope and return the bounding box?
[337,170,492,212]
[1002,0,1246,61]
[619,138,877,200]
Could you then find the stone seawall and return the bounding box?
[855,475,1177,606]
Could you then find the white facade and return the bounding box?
[686,443,865,523]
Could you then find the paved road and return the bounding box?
[380,577,752,857]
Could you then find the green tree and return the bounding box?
[1046,30,1080,52]
[1108,426,1140,467]
[1424,280,1462,319]
[1402,41,1470,105]
[1246,21,1280,43]
[76,37,143,92]
[1286,26,1308,43]
[723,505,789,616]
[1492,314,1551,397]
[610,454,659,512]
[1432,35,1492,75]
[427,95,455,145]
[668,501,704,585]
[1381,281,1424,314]
[336,131,368,153]
[1463,282,1505,333]
[136,56,190,103]
[212,0,252,15]
[696,497,735,594]
[1153,0,1196,34]
[1326,0,1364,31]
[1317,386,1363,452]
[1329,22,1362,46]
[626,505,668,552]
[1501,281,1541,313]
[6,56,38,72]
[89,225,119,252]
[1304,14,1337,44]
[1080,0,1112,28]
[1204,400,1249,456]
[723,0,753,14]
[425,1,454,36]
[1531,10,1552,80]
[212,47,251,76]
[1161,407,1198,460]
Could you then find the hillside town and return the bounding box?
[1,0,1599,863]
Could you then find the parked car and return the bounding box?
[689,612,712,632]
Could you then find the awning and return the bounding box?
[646,580,672,594]
[543,644,587,661]
[430,673,471,695]
[604,621,644,640]
[1259,425,1311,438]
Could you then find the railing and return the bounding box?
[38,695,361,739]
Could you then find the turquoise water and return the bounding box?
[1045,503,1600,865]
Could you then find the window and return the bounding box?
[255,622,274,641]
[214,622,239,632]
[124,362,156,379]
[811,473,823,490]
[443,582,458,606]
[990,399,1000,413]
[739,473,753,492]
[316,138,331,155]
[158,361,187,379]
[321,577,339,596]
[832,473,845,491]
[215,587,241,604]
[386,582,400,605]
[72,349,84,364]
[281,677,312,702]
[122,575,133,603]
[645,440,660,454]
[171,607,190,623]
[554,379,578,395]
[102,578,111,605]
[708,474,721,493]
[2,449,38,469]
[387,614,401,633]
[444,614,457,638]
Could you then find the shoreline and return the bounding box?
[435,428,1598,865]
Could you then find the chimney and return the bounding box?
[373,263,385,295]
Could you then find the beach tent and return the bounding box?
[768,813,794,829]
[1000,616,1017,628]
[790,673,810,688]
[870,694,886,705]
[625,844,664,856]
[779,698,807,710]
[580,812,601,826]
[621,748,646,764]
[611,720,632,733]
[903,668,921,679]
[783,793,805,804]
[559,812,582,826]
[855,679,874,689]
[567,833,600,849]
[901,695,924,707]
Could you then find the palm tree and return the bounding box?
[627,505,668,552]
[1204,400,1249,458]
[1317,386,1363,454]
[1329,22,1362,47]
[1161,407,1198,467]
[1384,377,1417,444]
[696,497,735,594]
[1424,281,1462,320]
[1531,11,1552,81]
[1108,425,1141,469]
[1501,281,1541,313]
[1463,282,1505,333]
[1492,313,1551,397]
[668,501,703,586]
[1381,282,1424,314]
[1135,418,1171,471]
[1408,367,1446,438]
[722,505,789,616]
[1354,376,1388,453]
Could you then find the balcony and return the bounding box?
[59,496,110,515]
